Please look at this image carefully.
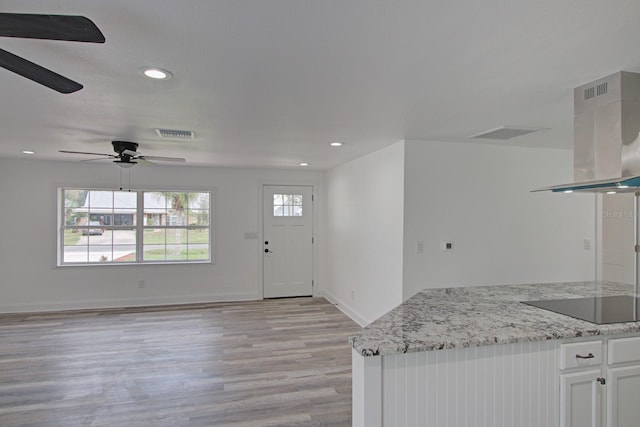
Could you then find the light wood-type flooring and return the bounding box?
[0,297,361,426]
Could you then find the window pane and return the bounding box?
[189,192,210,209]
[113,191,137,209]
[64,190,88,208]
[143,245,166,261]
[188,228,209,245]
[114,214,135,226]
[188,209,209,225]
[187,246,209,260]
[144,229,165,245]
[292,195,303,205]
[167,229,187,244]
[273,206,282,216]
[65,211,87,226]
[293,206,303,216]
[88,191,113,209]
[113,245,136,262]
[166,245,188,260]
[273,194,283,205]
[63,233,87,263]
[144,192,167,215]
[88,245,112,262]
[113,229,135,245]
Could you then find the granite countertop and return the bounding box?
[349,281,640,357]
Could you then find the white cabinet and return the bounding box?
[560,341,605,427]
[560,336,640,427]
[606,336,640,427]
[560,369,604,427]
[607,365,640,426]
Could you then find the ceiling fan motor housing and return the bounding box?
[112,141,138,155]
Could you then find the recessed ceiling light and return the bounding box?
[299,162,309,167]
[563,190,574,194]
[138,67,173,80]
[22,150,35,154]
[330,142,343,147]
[607,191,617,194]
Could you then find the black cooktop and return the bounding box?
[522,295,640,324]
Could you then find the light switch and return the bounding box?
[416,240,424,254]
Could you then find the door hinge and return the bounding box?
[312,280,314,287]
[635,244,640,253]
[312,237,314,244]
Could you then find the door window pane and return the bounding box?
[273,194,303,217]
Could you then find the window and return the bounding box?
[273,193,303,217]
[60,189,211,265]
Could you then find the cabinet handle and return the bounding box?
[575,352,595,359]
[596,377,606,385]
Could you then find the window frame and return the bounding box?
[58,188,213,266]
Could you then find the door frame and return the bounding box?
[257,181,320,299]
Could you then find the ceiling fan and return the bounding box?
[60,141,186,168]
[0,13,105,93]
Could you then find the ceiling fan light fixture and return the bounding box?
[139,67,173,80]
[114,160,136,168]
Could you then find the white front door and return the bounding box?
[263,185,313,298]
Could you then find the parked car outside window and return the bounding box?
[82,221,104,236]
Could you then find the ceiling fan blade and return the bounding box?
[80,157,112,162]
[0,48,83,93]
[59,150,113,157]
[137,158,156,166]
[141,155,186,163]
[0,14,105,43]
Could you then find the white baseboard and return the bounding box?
[0,292,261,314]
[316,289,371,327]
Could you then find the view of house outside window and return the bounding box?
[60,189,211,265]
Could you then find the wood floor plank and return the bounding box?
[0,297,360,426]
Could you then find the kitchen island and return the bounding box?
[350,281,640,427]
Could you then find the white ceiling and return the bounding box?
[2,0,640,170]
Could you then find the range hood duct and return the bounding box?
[534,71,640,193]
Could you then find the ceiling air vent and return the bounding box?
[469,126,544,140]
[155,128,195,139]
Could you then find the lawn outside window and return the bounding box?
[59,189,211,265]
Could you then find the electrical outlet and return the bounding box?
[138,279,146,289]
[584,239,592,250]
[416,240,424,254]
[441,240,454,252]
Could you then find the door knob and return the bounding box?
[264,241,269,245]
[265,249,273,253]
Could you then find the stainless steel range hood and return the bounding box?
[534,71,640,193]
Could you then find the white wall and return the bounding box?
[0,158,323,312]
[402,140,596,298]
[322,142,405,325]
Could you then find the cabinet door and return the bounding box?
[561,370,603,427]
[607,365,640,427]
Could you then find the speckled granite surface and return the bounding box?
[349,281,640,357]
